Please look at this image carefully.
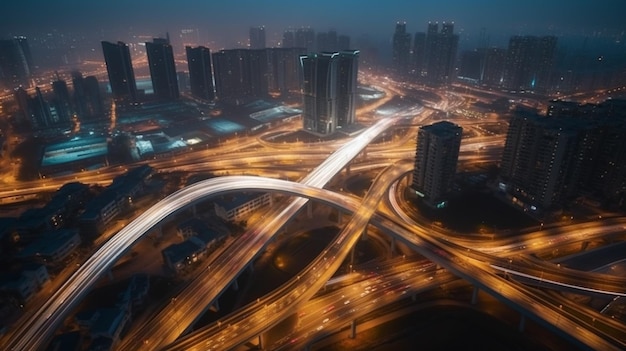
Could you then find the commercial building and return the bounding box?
[72,72,104,122]
[411,121,462,208]
[186,46,215,101]
[146,38,179,100]
[423,22,459,86]
[101,41,138,103]
[300,50,359,135]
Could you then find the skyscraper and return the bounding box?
[301,52,338,135]
[101,41,138,103]
[295,28,316,52]
[51,78,73,122]
[0,38,32,89]
[186,46,215,101]
[73,72,104,122]
[499,109,579,211]
[266,47,305,95]
[424,22,459,86]
[392,22,412,73]
[212,49,268,102]
[336,50,359,128]
[282,30,295,48]
[503,35,557,92]
[146,38,179,100]
[250,26,266,49]
[300,51,359,135]
[411,121,462,208]
[412,32,426,75]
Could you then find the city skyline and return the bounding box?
[2,1,625,49]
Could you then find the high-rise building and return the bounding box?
[51,78,73,122]
[499,109,580,211]
[146,38,179,100]
[301,52,338,135]
[282,30,295,48]
[0,37,32,89]
[266,47,305,95]
[28,87,53,129]
[249,26,266,49]
[101,41,138,103]
[186,46,215,101]
[300,51,359,135]
[411,121,462,208]
[503,35,557,93]
[73,72,104,122]
[412,32,426,75]
[295,28,316,52]
[212,49,268,102]
[481,47,507,87]
[317,30,339,52]
[458,50,482,82]
[392,22,412,73]
[424,22,458,86]
[336,50,359,128]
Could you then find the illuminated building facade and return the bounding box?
[300,50,359,135]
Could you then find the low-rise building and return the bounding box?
[214,192,271,222]
[161,240,205,274]
[0,264,49,303]
[17,229,80,266]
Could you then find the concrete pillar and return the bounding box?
[258,334,264,350]
[349,320,357,338]
[345,164,351,176]
[210,299,220,312]
[307,202,313,218]
[337,209,343,225]
[388,237,396,258]
[471,286,479,305]
[518,315,526,332]
[350,246,356,266]
[361,227,368,241]
[155,224,163,239]
[232,278,239,291]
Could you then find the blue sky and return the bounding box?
[2,0,625,48]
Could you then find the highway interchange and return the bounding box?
[1,76,625,350]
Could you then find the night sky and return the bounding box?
[2,1,625,50]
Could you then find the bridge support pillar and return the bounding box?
[345,165,351,176]
[155,224,163,240]
[210,299,220,312]
[350,246,356,267]
[349,320,357,338]
[388,237,396,258]
[518,315,526,332]
[361,226,368,241]
[232,278,239,291]
[471,286,479,305]
[336,209,343,225]
[307,202,313,218]
[258,334,265,350]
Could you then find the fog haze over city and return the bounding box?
[2,1,625,54]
